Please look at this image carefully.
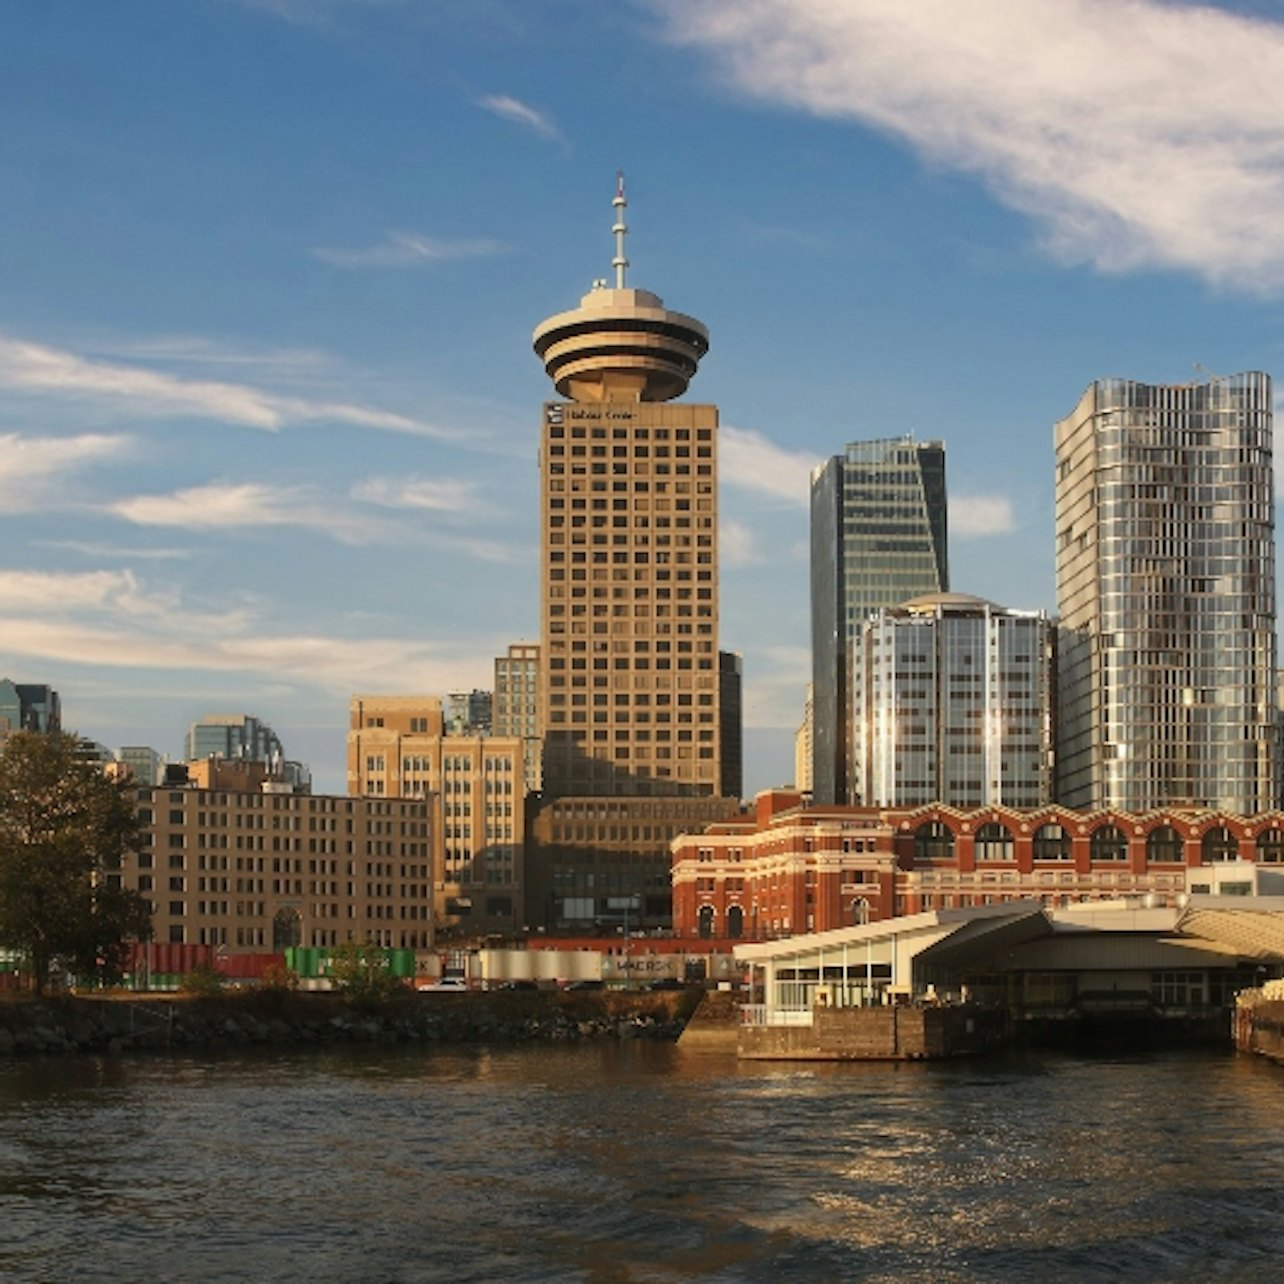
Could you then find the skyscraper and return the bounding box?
[1055,373,1278,813]
[810,437,949,804]
[527,178,742,930]
[533,176,723,799]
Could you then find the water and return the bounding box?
[2,1043,1284,1282]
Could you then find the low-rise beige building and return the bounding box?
[124,777,433,953]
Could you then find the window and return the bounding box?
[1090,824,1128,863]
[1146,825,1182,864]
[974,822,1013,862]
[1201,827,1239,863]
[1033,824,1071,862]
[1256,828,1284,863]
[914,821,954,862]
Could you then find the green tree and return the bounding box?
[0,731,153,993]
[326,940,401,1007]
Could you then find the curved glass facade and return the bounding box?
[1054,373,1278,813]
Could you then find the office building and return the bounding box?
[447,689,492,735]
[494,643,542,792]
[850,593,1055,808]
[121,780,431,951]
[1055,374,1278,812]
[348,695,524,935]
[0,679,60,738]
[184,712,310,791]
[527,178,741,928]
[811,437,948,804]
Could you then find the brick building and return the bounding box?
[672,790,1284,940]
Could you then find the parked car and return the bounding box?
[494,979,540,991]
[563,979,604,991]
[417,978,469,992]
[646,977,684,991]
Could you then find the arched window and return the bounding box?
[726,905,744,939]
[1146,825,1183,863]
[914,821,955,862]
[1257,829,1284,864]
[1090,824,1128,863]
[1201,826,1239,863]
[272,908,301,950]
[697,904,714,939]
[974,822,1013,862]
[1032,823,1071,862]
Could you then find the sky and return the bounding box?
[5,0,1284,795]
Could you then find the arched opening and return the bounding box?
[914,821,955,862]
[1090,824,1128,862]
[1257,828,1284,864]
[974,822,1013,862]
[1033,823,1071,862]
[726,905,744,939]
[697,904,714,939]
[1201,827,1239,863]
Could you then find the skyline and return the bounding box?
[5,1,1284,793]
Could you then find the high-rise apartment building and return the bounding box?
[810,437,948,804]
[1055,373,1278,812]
[527,179,741,929]
[850,593,1055,808]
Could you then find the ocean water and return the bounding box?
[2,1041,1283,1282]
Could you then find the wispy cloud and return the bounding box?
[110,481,395,545]
[477,93,562,142]
[951,494,1016,537]
[312,231,506,269]
[0,432,132,512]
[720,518,761,567]
[656,0,1284,292]
[0,336,458,438]
[720,425,820,505]
[352,475,479,514]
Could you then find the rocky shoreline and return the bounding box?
[0,990,700,1057]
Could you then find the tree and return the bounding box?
[0,731,153,993]
[326,940,401,1008]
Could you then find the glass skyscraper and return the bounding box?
[1055,373,1278,813]
[810,436,949,804]
[851,594,1055,808]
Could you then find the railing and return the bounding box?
[740,1004,814,1028]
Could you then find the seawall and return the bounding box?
[0,990,700,1057]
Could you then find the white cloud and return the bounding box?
[720,424,820,504]
[0,432,132,511]
[352,475,478,513]
[719,518,761,567]
[477,93,562,142]
[0,336,456,439]
[950,494,1016,537]
[656,0,1284,291]
[312,231,506,268]
[110,482,394,545]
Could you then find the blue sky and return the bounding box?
[4,0,1284,794]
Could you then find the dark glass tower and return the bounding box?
[810,436,949,804]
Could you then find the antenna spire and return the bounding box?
[612,170,629,288]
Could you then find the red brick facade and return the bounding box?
[671,792,1284,941]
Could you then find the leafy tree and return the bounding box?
[0,731,153,993]
[326,940,401,1007]
[180,962,226,997]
